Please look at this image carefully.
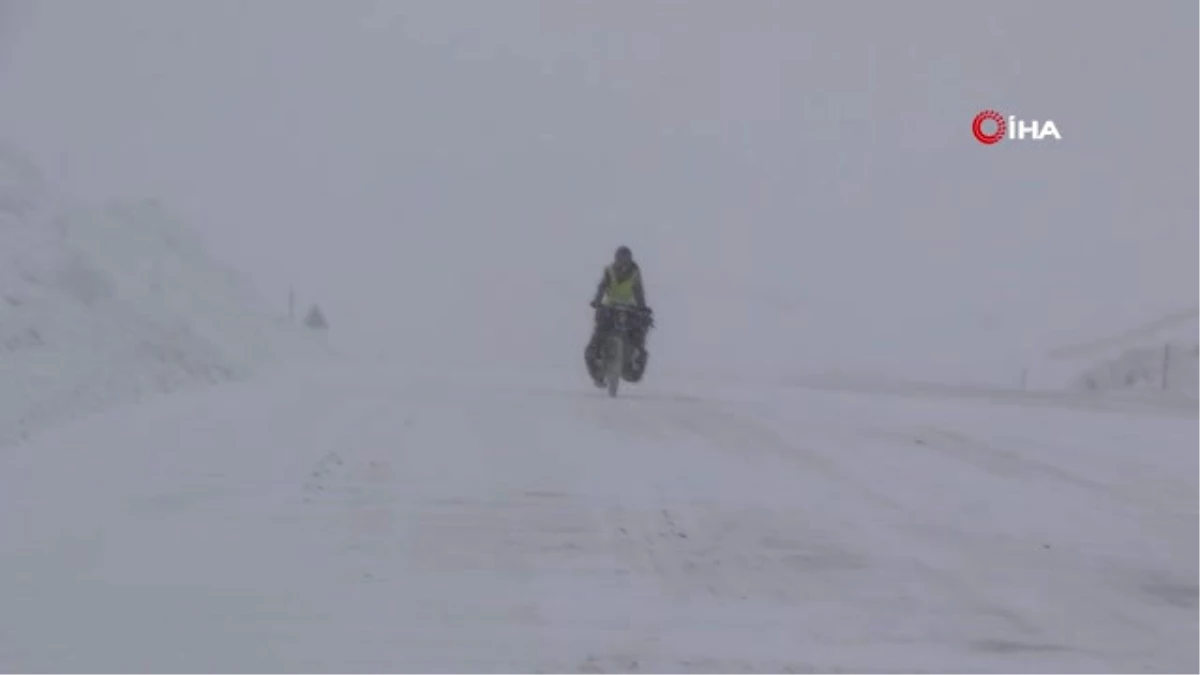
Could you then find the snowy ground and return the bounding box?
[1,360,1194,673]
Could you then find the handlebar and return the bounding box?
[593,303,651,313]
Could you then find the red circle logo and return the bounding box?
[972,110,1006,145]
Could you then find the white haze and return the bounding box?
[0,0,1195,384]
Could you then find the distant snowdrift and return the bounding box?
[0,144,319,447]
[1073,341,1198,398]
[1040,310,1199,401]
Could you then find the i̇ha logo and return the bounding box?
[972,109,1061,145]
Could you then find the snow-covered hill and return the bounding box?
[1028,309,1200,400]
[0,144,319,448]
[1073,341,1198,397]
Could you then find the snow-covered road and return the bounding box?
[1,364,1195,672]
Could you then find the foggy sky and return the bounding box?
[1,0,1196,383]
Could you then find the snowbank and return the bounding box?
[0,144,319,447]
[1074,341,1198,399]
[1034,310,1199,401]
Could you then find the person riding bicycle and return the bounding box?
[585,245,652,386]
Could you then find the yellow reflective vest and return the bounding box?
[601,264,640,306]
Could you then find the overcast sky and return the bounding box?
[0,0,1195,383]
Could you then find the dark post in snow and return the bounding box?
[1161,343,1170,391]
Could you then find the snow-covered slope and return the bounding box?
[0,145,317,447]
[1029,309,1200,400]
[1073,341,1198,398]
[0,363,1194,672]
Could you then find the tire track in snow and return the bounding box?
[295,399,414,585]
[265,372,1191,671]
[593,390,1080,648]
[898,426,1195,519]
[575,391,1029,657]
[877,425,1199,655]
